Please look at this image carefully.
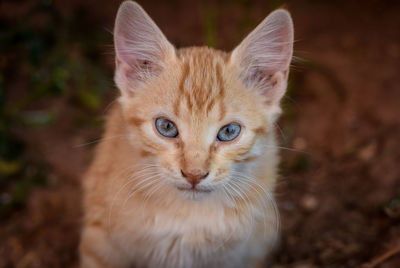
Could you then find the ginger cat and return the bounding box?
[80,1,293,267]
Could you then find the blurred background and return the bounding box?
[1,0,400,267]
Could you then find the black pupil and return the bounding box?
[164,122,173,130]
[226,125,234,134]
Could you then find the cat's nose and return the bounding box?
[181,169,209,187]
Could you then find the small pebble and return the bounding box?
[358,142,377,161]
[301,194,318,212]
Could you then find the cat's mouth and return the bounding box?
[176,186,212,194]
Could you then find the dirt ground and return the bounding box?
[1,0,400,267]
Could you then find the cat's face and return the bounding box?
[113,2,293,200]
[120,48,271,199]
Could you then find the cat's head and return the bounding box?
[113,1,293,201]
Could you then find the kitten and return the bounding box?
[80,1,293,267]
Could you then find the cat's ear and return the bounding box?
[114,1,175,96]
[230,9,293,105]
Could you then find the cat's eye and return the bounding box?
[217,123,241,142]
[155,118,178,138]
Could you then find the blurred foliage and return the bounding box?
[202,6,218,47]
[383,196,400,219]
[291,153,311,173]
[269,0,285,9]
[0,0,112,217]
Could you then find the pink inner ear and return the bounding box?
[113,1,175,95]
[264,72,286,105]
[232,9,293,74]
[231,9,293,104]
[114,1,174,70]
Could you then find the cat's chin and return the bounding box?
[176,186,213,200]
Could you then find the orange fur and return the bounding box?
[80,1,293,267]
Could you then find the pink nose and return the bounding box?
[181,170,209,187]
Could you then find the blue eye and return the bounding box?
[155,118,178,138]
[217,123,241,142]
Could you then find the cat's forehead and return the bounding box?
[177,47,229,63]
[173,47,231,118]
[176,47,230,81]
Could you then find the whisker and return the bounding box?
[225,182,245,204]
[121,173,161,209]
[222,184,237,208]
[258,144,309,154]
[140,177,163,212]
[108,171,159,227]
[230,171,281,234]
[74,134,132,148]
[107,164,159,229]
[273,122,287,141]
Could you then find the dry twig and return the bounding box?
[357,245,400,268]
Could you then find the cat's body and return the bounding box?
[81,101,278,268]
[80,2,293,268]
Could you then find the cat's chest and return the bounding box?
[118,205,250,248]
[117,208,251,267]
